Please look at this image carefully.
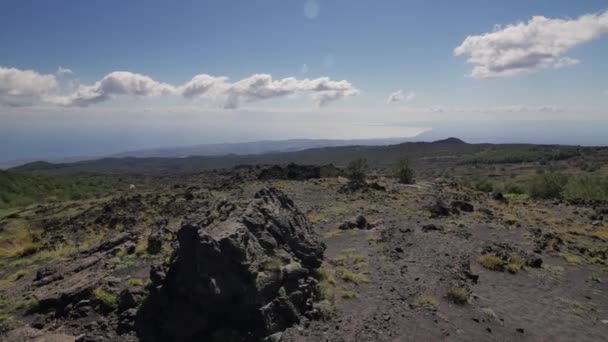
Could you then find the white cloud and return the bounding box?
[386,89,416,104]
[301,64,309,73]
[179,74,229,100]
[52,71,177,107]
[0,66,58,107]
[220,74,359,109]
[454,10,608,78]
[56,66,73,76]
[0,66,358,108]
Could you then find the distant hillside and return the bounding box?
[432,137,466,144]
[0,170,109,209]
[12,140,498,175]
[110,137,415,158]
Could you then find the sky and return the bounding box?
[1,0,608,161]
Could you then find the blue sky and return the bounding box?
[1,0,608,161]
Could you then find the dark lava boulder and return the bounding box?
[136,187,325,342]
[339,214,369,230]
[492,192,507,203]
[428,198,450,218]
[450,200,474,213]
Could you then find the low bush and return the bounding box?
[345,159,368,187]
[527,172,568,199]
[563,175,608,201]
[393,159,415,184]
[446,287,468,305]
[478,254,503,271]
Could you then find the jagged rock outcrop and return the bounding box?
[136,187,326,342]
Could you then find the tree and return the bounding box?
[346,158,368,186]
[394,159,415,184]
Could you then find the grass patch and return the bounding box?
[335,266,370,285]
[128,278,144,286]
[415,295,438,309]
[92,287,118,310]
[506,255,526,274]
[478,254,503,271]
[446,287,468,305]
[339,287,359,299]
[563,254,584,265]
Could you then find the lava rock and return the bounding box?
[339,214,369,230]
[428,199,450,218]
[146,234,162,255]
[136,187,326,342]
[421,224,444,232]
[451,201,474,213]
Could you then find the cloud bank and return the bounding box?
[0,67,359,108]
[386,90,415,104]
[0,66,58,107]
[52,71,177,107]
[455,10,608,78]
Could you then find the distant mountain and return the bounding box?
[432,137,466,144]
[0,137,417,169]
[109,137,416,158]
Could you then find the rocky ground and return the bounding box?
[0,166,607,341]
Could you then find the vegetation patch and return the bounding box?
[415,295,438,309]
[478,254,504,271]
[459,147,579,165]
[0,170,110,209]
[335,266,370,285]
[92,287,119,310]
[446,287,468,305]
[506,255,526,274]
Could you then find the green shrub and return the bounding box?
[563,175,608,201]
[528,172,568,199]
[393,159,415,184]
[319,164,344,178]
[472,179,493,193]
[345,159,368,186]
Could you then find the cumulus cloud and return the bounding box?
[178,74,229,100]
[1,66,358,108]
[56,66,73,76]
[0,66,58,107]
[224,74,359,108]
[386,90,415,104]
[52,71,177,106]
[454,10,608,78]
